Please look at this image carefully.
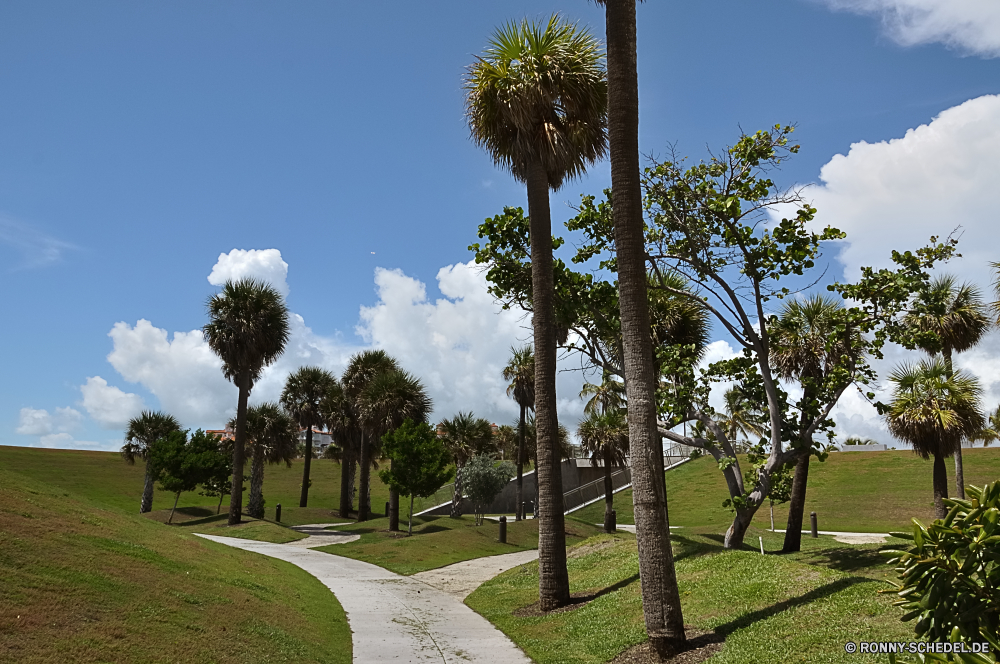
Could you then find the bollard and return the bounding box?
[385,502,390,518]
[810,511,818,538]
[605,509,617,534]
[275,504,281,523]
[499,516,507,544]
[521,502,528,520]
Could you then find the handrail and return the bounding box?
[562,467,632,513]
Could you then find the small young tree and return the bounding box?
[462,454,516,526]
[199,433,234,514]
[379,420,453,536]
[149,429,228,524]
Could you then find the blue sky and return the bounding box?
[2,0,999,449]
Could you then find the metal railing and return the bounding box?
[562,467,632,514]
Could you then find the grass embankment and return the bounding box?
[573,448,1000,532]
[0,466,350,663]
[317,514,605,575]
[467,527,914,663]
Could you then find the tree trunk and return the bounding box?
[168,491,180,524]
[943,349,966,500]
[450,459,464,518]
[389,460,400,530]
[217,492,223,515]
[228,370,250,525]
[339,437,353,518]
[408,493,415,536]
[725,507,754,548]
[358,431,370,521]
[300,426,312,507]
[141,460,154,514]
[347,449,357,512]
[247,443,265,519]
[516,403,525,521]
[606,0,686,654]
[933,452,949,520]
[604,446,615,533]
[526,158,570,611]
[782,449,811,553]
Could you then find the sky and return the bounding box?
[2,0,999,451]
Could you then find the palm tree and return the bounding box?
[236,402,297,519]
[466,15,606,612]
[972,404,1000,447]
[358,369,432,531]
[320,380,358,519]
[203,277,289,526]
[578,409,629,533]
[280,366,337,508]
[502,345,535,521]
[714,386,766,453]
[439,412,495,518]
[579,374,626,417]
[770,294,852,553]
[886,358,984,519]
[121,410,181,513]
[905,275,990,499]
[342,350,399,521]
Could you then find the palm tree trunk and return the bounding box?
[300,426,312,507]
[141,460,154,514]
[516,403,526,521]
[782,448,811,553]
[347,449,357,512]
[388,461,400,531]
[247,443,265,519]
[229,370,250,526]
[604,446,615,533]
[933,452,949,519]
[527,157,570,611]
[408,493,415,536]
[605,0,686,653]
[358,431,371,521]
[339,437,353,518]
[168,491,180,524]
[451,459,464,518]
[943,349,966,500]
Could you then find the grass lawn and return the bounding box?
[466,526,915,663]
[315,514,605,575]
[0,465,350,663]
[572,448,1000,532]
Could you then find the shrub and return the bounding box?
[462,454,515,525]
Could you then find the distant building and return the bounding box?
[206,426,235,442]
[299,428,333,455]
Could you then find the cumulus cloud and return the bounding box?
[80,376,146,429]
[16,406,82,435]
[822,0,1000,57]
[207,248,290,298]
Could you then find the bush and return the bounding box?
[462,454,515,526]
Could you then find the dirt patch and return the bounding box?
[609,628,724,664]
[513,591,597,617]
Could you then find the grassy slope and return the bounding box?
[573,448,1000,532]
[0,466,351,664]
[467,527,914,664]
[317,515,605,575]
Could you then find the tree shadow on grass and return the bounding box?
[514,573,642,617]
[788,544,901,576]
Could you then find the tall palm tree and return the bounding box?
[281,366,337,508]
[342,350,399,521]
[320,380,358,519]
[236,402,298,519]
[204,278,289,526]
[121,410,181,514]
[502,345,535,521]
[466,15,607,612]
[886,358,984,519]
[905,275,990,499]
[714,385,766,453]
[358,369,432,530]
[972,404,1000,447]
[770,294,852,553]
[580,374,626,416]
[439,412,495,518]
[578,409,629,533]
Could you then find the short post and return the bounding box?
[275,504,281,523]
[759,536,765,556]
[605,509,617,534]
[385,502,390,518]
[498,515,507,544]
[810,511,818,538]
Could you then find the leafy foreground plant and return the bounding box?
[884,482,1000,663]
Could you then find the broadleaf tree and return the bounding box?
[379,420,453,536]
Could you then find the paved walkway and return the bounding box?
[411,550,539,600]
[773,529,891,544]
[195,534,532,664]
[285,522,360,548]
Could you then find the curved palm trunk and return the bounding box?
[140,459,154,514]
[358,431,371,522]
[450,458,465,518]
[603,446,615,533]
[606,0,686,654]
[299,426,312,507]
[933,452,949,519]
[338,437,353,518]
[389,464,400,530]
[247,443,266,519]
[781,449,811,553]
[228,370,250,526]
[516,403,526,521]
[527,158,570,611]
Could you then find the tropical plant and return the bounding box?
[971,405,1000,448]
[204,277,290,525]
[713,385,767,453]
[121,410,181,514]
[439,412,495,518]
[886,358,985,519]
[237,402,298,519]
[280,366,337,508]
[320,380,358,518]
[579,374,626,416]
[577,408,628,533]
[502,345,535,521]
[462,454,516,526]
[379,420,453,536]
[842,436,879,446]
[148,429,227,524]
[905,275,991,499]
[466,14,606,611]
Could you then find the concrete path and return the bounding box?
[286,522,360,548]
[773,529,891,544]
[195,534,532,664]
[411,550,539,600]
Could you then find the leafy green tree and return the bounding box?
[280,366,337,508]
[204,278,290,525]
[199,441,235,515]
[149,429,227,524]
[502,345,534,521]
[439,412,495,518]
[465,15,606,611]
[886,358,985,519]
[462,454,516,526]
[577,408,628,533]
[238,402,298,519]
[320,380,359,518]
[379,420,453,536]
[121,410,181,514]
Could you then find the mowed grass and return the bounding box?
[0,466,350,664]
[573,448,1000,532]
[317,515,605,575]
[466,527,914,664]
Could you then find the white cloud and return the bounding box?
[37,432,114,451]
[15,406,82,436]
[823,0,1000,57]
[80,376,146,429]
[207,248,290,298]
